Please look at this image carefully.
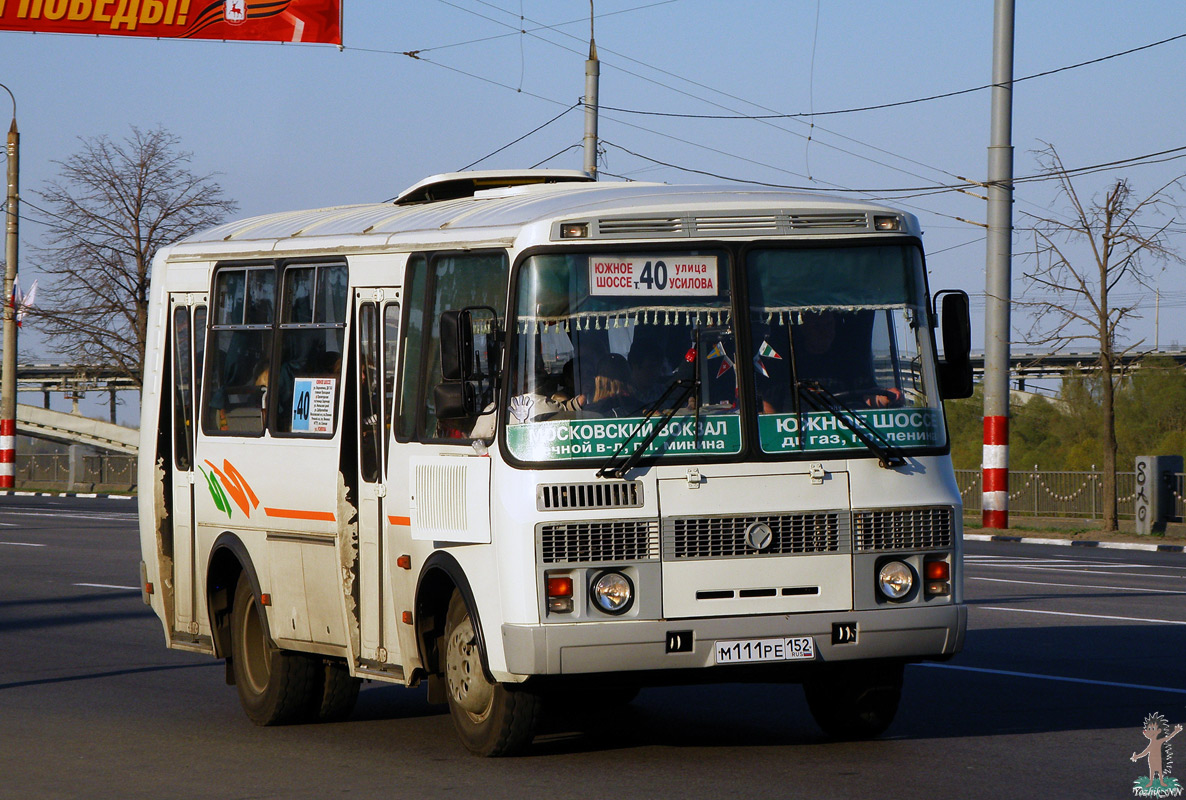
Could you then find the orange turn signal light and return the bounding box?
[924,560,950,581]
[547,576,574,598]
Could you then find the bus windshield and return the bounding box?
[505,244,945,464]
[748,245,945,455]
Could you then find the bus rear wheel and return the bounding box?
[230,574,319,726]
[803,660,903,740]
[443,590,541,756]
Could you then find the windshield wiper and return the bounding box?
[596,375,698,479]
[597,328,704,480]
[795,381,906,469]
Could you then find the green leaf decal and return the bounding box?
[200,466,232,518]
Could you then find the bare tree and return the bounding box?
[1021,142,1183,530]
[31,126,237,387]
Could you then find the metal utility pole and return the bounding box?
[583,1,600,179]
[981,0,1015,529]
[1,83,17,489]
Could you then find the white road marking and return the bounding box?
[978,605,1186,626]
[0,510,137,521]
[74,583,139,591]
[969,576,1186,594]
[915,662,1186,695]
[0,541,46,547]
[965,556,1186,580]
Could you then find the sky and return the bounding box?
[3,0,1186,422]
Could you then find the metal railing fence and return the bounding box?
[15,452,136,493]
[956,468,1140,520]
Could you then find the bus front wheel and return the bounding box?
[803,660,903,740]
[230,574,319,725]
[442,590,541,756]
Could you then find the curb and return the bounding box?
[965,532,1186,554]
[0,490,134,500]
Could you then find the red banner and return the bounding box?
[0,0,341,44]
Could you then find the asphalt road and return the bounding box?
[2,494,1184,799]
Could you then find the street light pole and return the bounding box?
[982,0,1015,529]
[2,83,17,489]
[582,0,599,179]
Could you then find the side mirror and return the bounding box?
[434,382,476,419]
[440,306,500,381]
[436,306,501,420]
[440,309,476,381]
[935,290,973,399]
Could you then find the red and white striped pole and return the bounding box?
[982,416,1008,529]
[981,0,1014,529]
[0,418,13,488]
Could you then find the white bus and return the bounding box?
[138,169,974,755]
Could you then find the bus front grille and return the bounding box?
[664,513,846,560]
[539,519,660,564]
[537,481,643,511]
[852,507,954,551]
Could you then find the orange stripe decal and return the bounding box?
[388,515,412,527]
[264,507,336,522]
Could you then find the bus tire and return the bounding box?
[230,573,319,726]
[314,659,361,723]
[443,590,540,756]
[803,661,903,740]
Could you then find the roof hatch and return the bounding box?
[393,169,593,206]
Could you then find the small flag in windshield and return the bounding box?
[753,354,770,378]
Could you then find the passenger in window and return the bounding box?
[791,311,902,408]
[509,360,578,423]
[580,354,638,417]
[628,345,671,407]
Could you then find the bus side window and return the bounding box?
[418,252,508,441]
[396,255,427,442]
[172,305,194,469]
[273,262,349,436]
[203,267,275,436]
[193,305,207,411]
[358,302,382,482]
[382,301,400,460]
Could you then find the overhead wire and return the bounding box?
[531,143,582,169]
[384,1,1181,239]
[595,31,1186,121]
[451,0,969,190]
[410,0,683,55]
[458,100,581,170]
[413,6,1186,233]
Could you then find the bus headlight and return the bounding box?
[590,571,634,615]
[877,561,914,600]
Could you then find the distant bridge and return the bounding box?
[17,404,137,454]
[969,347,1186,385]
[3,363,139,452]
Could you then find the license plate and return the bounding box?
[714,636,815,665]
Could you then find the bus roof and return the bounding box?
[173,173,921,256]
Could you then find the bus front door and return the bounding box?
[168,293,207,639]
[354,289,404,668]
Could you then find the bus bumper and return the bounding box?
[500,603,965,677]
